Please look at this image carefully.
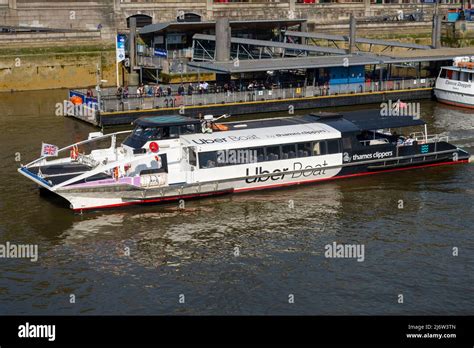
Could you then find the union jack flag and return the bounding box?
[41,143,58,157]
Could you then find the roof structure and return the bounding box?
[192,33,347,55]
[285,31,432,50]
[188,45,474,74]
[188,55,380,73]
[337,109,425,131]
[139,19,306,35]
[377,47,474,64]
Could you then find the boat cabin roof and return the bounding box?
[134,115,201,128]
[180,109,425,151]
[338,109,425,131]
[180,121,340,151]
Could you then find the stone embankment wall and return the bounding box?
[0,47,116,92]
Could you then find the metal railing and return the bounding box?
[94,78,435,113]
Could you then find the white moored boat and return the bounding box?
[18,112,470,212]
[434,56,474,108]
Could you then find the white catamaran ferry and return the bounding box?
[434,56,474,108]
[18,111,470,212]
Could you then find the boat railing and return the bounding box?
[25,130,132,168]
[410,132,449,144]
[83,77,436,114]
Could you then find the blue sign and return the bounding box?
[116,34,126,62]
[154,48,167,58]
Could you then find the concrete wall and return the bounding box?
[0,49,117,91]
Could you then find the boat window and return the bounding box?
[452,70,459,81]
[265,146,281,161]
[143,127,162,140]
[281,144,297,160]
[439,69,447,78]
[313,142,322,155]
[296,143,312,157]
[342,137,352,151]
[313,141,327,155]
[189,148,197,166]
[460,71,469,82]
[199,151,218,169]
[193,139,342,169]
[123,126,162,148]
[326,139,340,154]
[255,147,265,162]
[180,124,196,134]
[170,126,180,138]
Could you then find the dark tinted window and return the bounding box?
[326,139,340,154]
[342,137,352,150]
[297,143,312,157]
[180,124,196,134]
[199,151,217,169]
[189,148,197,166]
[281,144,297,159]
[265,146,280,161]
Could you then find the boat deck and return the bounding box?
[29,164,111,186]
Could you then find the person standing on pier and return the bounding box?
[178,84,185,96]
[187,83,194,96]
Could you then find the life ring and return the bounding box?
[70,95,83,105]
[149,142,159,153]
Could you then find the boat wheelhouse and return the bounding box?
[434,56,474,108]
[18,111,470,212]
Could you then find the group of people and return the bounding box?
[247,80,271,91]
[114,82,215,99]
[392,131,416,146]
[113,79,280,99]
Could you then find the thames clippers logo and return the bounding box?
[352,151,393,161]
[343,152,351,163]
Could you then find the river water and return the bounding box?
[0,89,473,315]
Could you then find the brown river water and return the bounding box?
[0,89,473,314]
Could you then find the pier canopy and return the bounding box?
[139,19,306,36]
[378,47,474,64]
[192,33,347,57]
[285,31,432,51]
[188,55,380,73]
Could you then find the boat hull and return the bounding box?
[434,88,474,109]
[56,156,468,212]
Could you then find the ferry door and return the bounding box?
[184,147,197,184]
